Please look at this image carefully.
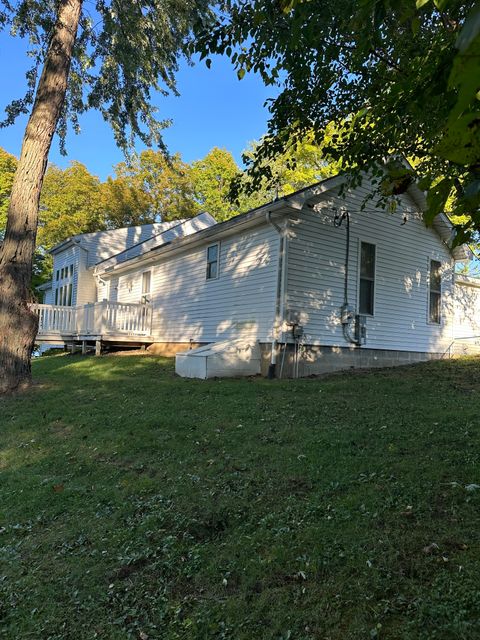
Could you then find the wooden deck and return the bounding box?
[31,301,153,346]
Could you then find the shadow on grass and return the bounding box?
[1,354,480,639]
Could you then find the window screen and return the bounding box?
[429,260,441,323]
[206,244,219,280]
[359,242,376,315]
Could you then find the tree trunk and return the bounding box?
[0,0,82,394]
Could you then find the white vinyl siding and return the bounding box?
[454,279,480,340]
[107,224,279,343]
[43,287,54,305]
[286,180,455,353]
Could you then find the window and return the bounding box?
[142,271,151,294]
[56,270,60,281]
[359,242,376,315]
[206,244,219,280]
[429,260,442,324]
[69,264,74,277]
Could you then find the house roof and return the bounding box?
[49,220,187,256]
[94,212,216,272]
[94,180,318,277]
[94,172,469,277]
[455,274,480,288]
[37,281,52,291]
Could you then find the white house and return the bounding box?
[33,174,480,377]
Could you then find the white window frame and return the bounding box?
[54,263,75,306]
[141,270,152,295]
[427,258,442,325]
[357,239,377,317]
[206,243,220,281]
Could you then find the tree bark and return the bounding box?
[0,0,82,393]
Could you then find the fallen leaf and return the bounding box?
[423,542,439,555]
[52,483,64,493]
[465,483,480,492]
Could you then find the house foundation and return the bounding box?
[147,342,207,357]
[259,343,448,378]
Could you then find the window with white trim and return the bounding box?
[206,243,219,280]
[54,264,74,306]
[359,242,376,316]
[429,259,442,324]
[142,271,151,295]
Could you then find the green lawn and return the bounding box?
[1,354,480,639]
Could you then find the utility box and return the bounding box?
[355,314,367,345]
[286,309,302,325]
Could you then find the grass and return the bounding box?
[1,354,480,639]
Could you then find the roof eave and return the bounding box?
[94,174,347,277]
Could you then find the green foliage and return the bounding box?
[100,173,153,228]
[31,250,53,292]
[0,147,17,235]
[190,147,242,221]
[38,162,106,250]
[2,355,480,638]
[235,128,343,208]
[196,0,480,239]
[109,150,199,224]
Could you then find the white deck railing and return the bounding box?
[33,304,77,334]
[32,301,153,337]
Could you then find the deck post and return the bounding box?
[82,340,87,355]
[95,340,102,356]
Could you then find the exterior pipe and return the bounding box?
[266,210,289,378]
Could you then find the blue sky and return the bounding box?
[0,33,278,180]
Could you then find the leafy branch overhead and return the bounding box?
[0,0,213,153]
[196,0,480,241]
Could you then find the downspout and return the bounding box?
[266,210,289,378]
[334,208,362,346]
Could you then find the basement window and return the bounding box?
[359,242,376,316]
[206,243,219,280]
[429,260,442,324]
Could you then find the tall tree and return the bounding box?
[0,0,212,393]
[197,0,480,238]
